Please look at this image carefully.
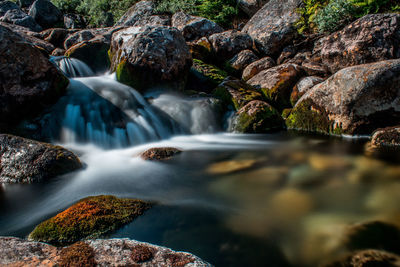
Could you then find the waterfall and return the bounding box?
[50,56,95,78]
[45,58,221,148]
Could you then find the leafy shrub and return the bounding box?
[352,0,400,15]
[197,0,238,28]
[295,0,329,34]
[314,0,358,33]
[154,0,198,14]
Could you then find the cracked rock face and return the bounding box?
[0,237,212,267]
[109,26,192,91]
[242,0,302,57]
[314,14,400,73]
[287,59,400,135]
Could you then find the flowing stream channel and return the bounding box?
[1,58,400,266]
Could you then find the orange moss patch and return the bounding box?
[59,241,96,267]
[131,245,155,263]
[165,253,195,267]
[29,195,152,245]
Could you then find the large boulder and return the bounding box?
[172,11,224,42]
[29,195,151,244]
[290,76,324,106]
[115,0,154,27]
[0,134,82,183]
[247,63,304,109]
[109,26,192,91]
[314,14,400,73]
[0,237,211,266]
[238,0,269,17]
[242,0,302,57]
[28,0,63,29]
[208,30,254,62]
[286,59,400,135]
[187,59,227,93]
[0,25,68,130]
[230,100,284,133]
[0,1,18,16]
[371,126,400,147]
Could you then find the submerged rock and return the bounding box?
[323,249,400,267]
[172,11,223,42]
[247,63,304,109]
[207,159,257,175]
[230,100,284,133]
[0,134,82,183]
[0,237,211,266]
[0,25,68,130]
[109,26,192,91]
[314,14,400,73]
[286,59,400,135]
[29,195,152,244]
[242,0,302,57]
[371,126,400,147]
[140,147,182,161]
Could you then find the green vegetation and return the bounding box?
[51,0,238,28]
[29,195,152,245]
[296,0,400,33]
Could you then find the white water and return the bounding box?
[50,56,95,78]
[48,59,222,148]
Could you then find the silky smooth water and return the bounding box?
[0,133,399,266]
[1,58,399,266]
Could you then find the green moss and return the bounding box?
[213,79,262,111]
[282,108,292,119]
[29,195,152,245]
[234,102,284,133]
[192,59,227,86]
[286,99,343,134]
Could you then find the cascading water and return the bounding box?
[46,57,221,148]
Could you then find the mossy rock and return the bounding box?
[29,195,152,245]
[232,100,284,133]
[213,77,263,111]
[186,59,228,93]
[286,99,342,135]
[59,241,96,266]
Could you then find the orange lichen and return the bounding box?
[131,245,155,263]
[59,241,96,267]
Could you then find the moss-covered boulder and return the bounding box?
[230,100,284,133]
[186,59,227,93]
[140,147,182,161]
[0,134,82,184]
[287,59,400,135]
[109,26,192,92]
[247,63,304,110]
[188,37,213,62]
[29,195,152,245]
[213,77,263,111]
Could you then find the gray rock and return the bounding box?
[63,27,121,50]
[227,49,259,74]
[242,0,302,57]
[0,134,82,183]
[290,76,324,106]
[287,59,400,135]
[242,56,275,81]
[63,13,85,29]
[314,14,400,73]
[0,25,67,130]
[0,8,41,32]
[109,26,192,91]
[0,0,18,16]
[208,30,253,61]
[28,0,62,29]
[132,14,170,27]
[0,237,212,266]
[172,11,223,41]
[238,0,270,17]
[115,0,154,27]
